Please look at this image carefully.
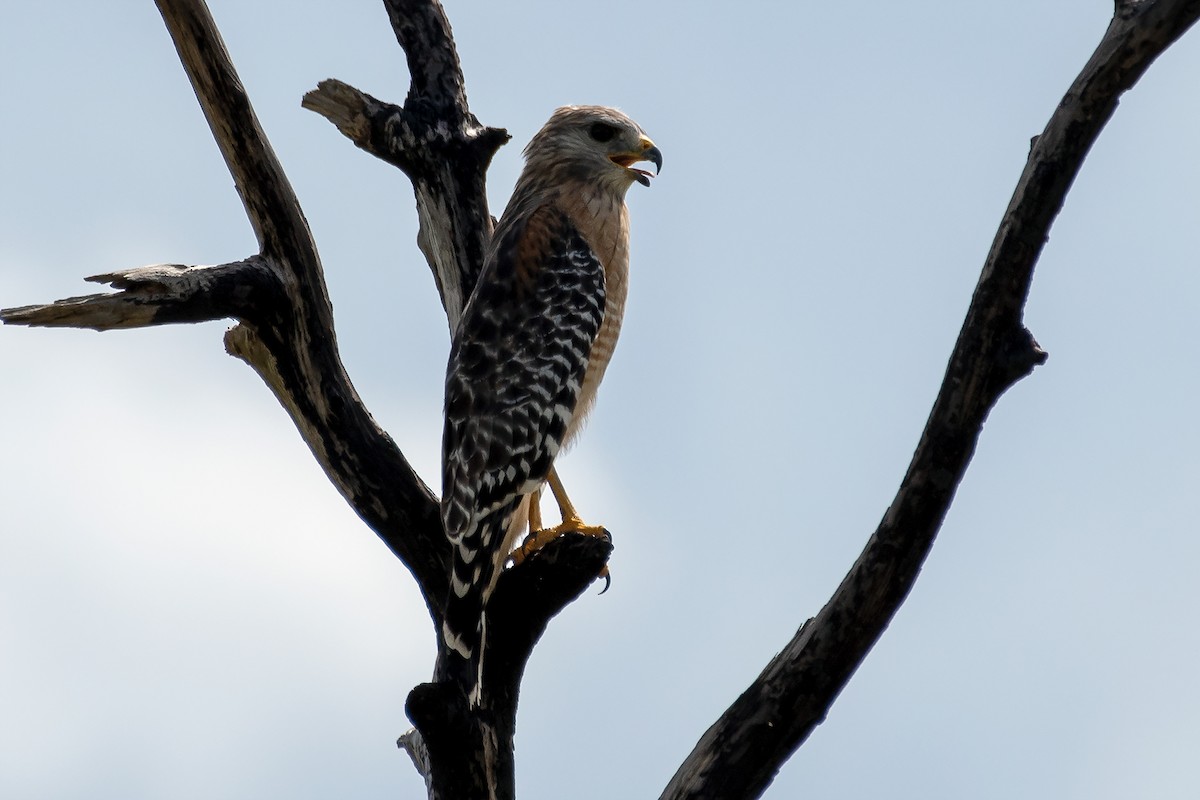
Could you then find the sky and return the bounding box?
[2,1,1199,798]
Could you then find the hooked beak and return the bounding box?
[611,135,663,187]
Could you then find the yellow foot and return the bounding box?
[510,517,612,592]
[511,517,606,564]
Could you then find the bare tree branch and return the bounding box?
[158,0,454,612]
[404,532,613,800]
[298,5,610,796]
[0,259,271,330]
[2,2,602,796]
[302,0,510,330]
[1,0,451,613]
[659,3,1200,798]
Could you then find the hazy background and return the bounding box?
[2,2,1198,798]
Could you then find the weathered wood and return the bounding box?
[299,6,610,798]
[0,259,274,330]
[406,533,613,800]
[659,2,1200,798]
[301,0,510,331]
[0,2,599,798]
[153,0,453,614]
[0,0,453,615]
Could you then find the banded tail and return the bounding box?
[439,499,523,706]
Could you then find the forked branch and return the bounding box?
[302,0,510,330]
[159,0,453,611]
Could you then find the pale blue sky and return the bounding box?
[2,2,1199,798]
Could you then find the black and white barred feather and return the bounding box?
[440,203,606,704]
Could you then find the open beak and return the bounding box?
[611,135,663,187]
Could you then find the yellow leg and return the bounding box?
[527,485,543,533]
[545,468,605,536]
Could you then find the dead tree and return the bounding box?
[3,1,1197,798]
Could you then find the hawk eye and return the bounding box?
[588,122,617,143]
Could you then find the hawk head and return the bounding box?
[523,105,663,191]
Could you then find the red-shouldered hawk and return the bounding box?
[439,106,661,704]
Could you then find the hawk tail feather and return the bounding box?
[439,502,519,706]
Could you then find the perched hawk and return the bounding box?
[439,106,661,703]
